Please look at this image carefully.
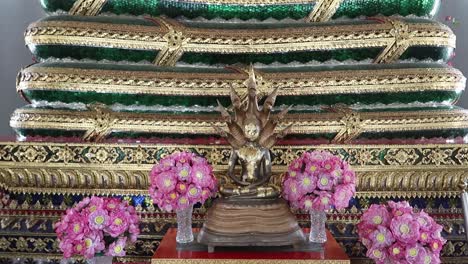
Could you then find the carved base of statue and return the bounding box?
[197,198,305,252]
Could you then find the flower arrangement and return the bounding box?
[282,150,356,212]
[55,196,140,259]
[357,201,446,264]
[149,152,217,212]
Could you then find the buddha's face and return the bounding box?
[245,122,260,141]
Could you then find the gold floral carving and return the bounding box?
[10,108,468,139]
[356,171,467,198]
[385,148,420,165]
[69,0,108,16]
[152,260,350,264]
[17,66,465,97]
[0,235,157,261]
[0,167,464,198]
[0,143,466,167]
[74,0,319,4]
[0,212,464,260]
[153,18,187,66]
[24,18,455,63]
[329,106,364,144]
[375,18,414,63]
[0,168,151,195]
[82,104,117,142]
[421,147,455,166]
[0,236,56,253]
[306,0,343,22]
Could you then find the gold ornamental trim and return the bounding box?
[0,142,468,197]
[306,0,343,22]
[153,17,188,66]
[24,17,455,65]
[69,0,108,16]
[67,0,316,9]
[152,260,350,264]
[17,65,466,97]
[169,0,312,3]
[374,18,413,63]
[0,254,148,263]
[0,214,464,261]
[0,213,463,260]
[10,107,468,140]
[0,168,466,198]
[158,0,435,7]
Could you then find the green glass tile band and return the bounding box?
[10,106,468,143]
[29,45,453,65]
[21,90,462,108]
[25,16,455,65]
[29,46,159,63]
[18,62,465,108]
[40,0,440,20]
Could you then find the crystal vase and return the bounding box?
[176,206,194,244]
[86,256,113,264]
[309,209,327,243]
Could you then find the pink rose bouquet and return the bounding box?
[282,151,356,212]
[55,196,140,259]
[357,201,446,264]
[149,152,217,212]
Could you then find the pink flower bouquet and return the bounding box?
[357,201,446,264]
[149,152,217,212]
[282,150,356,212]
[55,196,140,259]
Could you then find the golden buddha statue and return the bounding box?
[216,66,291,200]
[198,66,305,251]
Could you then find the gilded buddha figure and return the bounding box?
[198,67,305,249]
[215,66,291,200]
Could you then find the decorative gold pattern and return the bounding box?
[24,17,455,63]
[153,17,187,66]
[10,107,468,140]
[171,0,313,3]
[0,142,465,166]
[0,165,465,198]
[329,105,363,144]
[375,18,413,63]
[0,142,467,197]
[0,236,157,262]
[17,65,465,97]
[306,0,343,22]
[69,0,108,16]
[152,260,350,264]
[66,0,316,9]
[82,104,117,142]
[0,212,464,261]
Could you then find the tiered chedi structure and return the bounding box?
[0,0,467,262]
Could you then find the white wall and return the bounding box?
[0,0,467,135]
[0,1,44,136]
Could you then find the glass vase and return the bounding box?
[309,209,327,243]
[176,205,194,244]
[86,256,113,264]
